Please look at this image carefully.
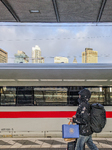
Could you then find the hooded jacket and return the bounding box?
[73,96,93,136]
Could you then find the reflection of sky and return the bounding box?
[0,22,112,63]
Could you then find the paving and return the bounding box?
[0,138,111,149]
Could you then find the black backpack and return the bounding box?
[90,103,106,133]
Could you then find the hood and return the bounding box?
[78,88,91,104]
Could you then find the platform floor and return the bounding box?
[0,138,111,149]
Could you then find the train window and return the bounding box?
[87,87,105,105]
[16,87,34,105]
[0,87,16,105]
[34,87,67,106]
[104,87,112,105]
[0,86,112,106]
[68,90,79,106]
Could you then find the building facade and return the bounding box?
[82,48,98,63]
[32,45,44,63]
[54,57,68,63]
[14,50,29,63]
[0,48,8,63]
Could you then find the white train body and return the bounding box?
[0,106,111,138]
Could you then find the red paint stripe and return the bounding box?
[0,111,76,118]
[106,111,112,118]
[0,111,111,118]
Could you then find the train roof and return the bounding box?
[0,63,112,86]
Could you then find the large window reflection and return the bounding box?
[0,86,112,106]
[88,87,105,104]
[16,87,34,105]
[0,87,16,105]
[105,87,112,105]
[34,87,67,105]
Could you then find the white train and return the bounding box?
[0,63,112,138]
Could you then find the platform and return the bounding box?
[0,138,111,149]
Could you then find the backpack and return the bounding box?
[90,103,106,133]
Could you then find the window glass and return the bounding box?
[16,87,34,105]
[105,87,112,105]
[87,87,105,105]
[0,86,112,106]
[0,87,16,105]
[34,87,67,105]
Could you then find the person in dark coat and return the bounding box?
[70,88,99,150]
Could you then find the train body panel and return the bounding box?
[0,106,111,137]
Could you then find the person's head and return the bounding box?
[78,88,91,101]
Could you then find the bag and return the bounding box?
[62,121,79,139]
[90,103,106,133]
[63,121,77,142]
[67,141,76,150]
[67,141,85,150]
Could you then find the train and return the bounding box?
[0,63,112,138]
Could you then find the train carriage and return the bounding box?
[0,63,112,137]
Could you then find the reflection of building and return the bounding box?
[88,87,104,104]
[73,57,77,63]
[32,45,44,63]
[34,87,67,104]
[82,48,98,63]
[54,57,68,63]
[40,57,44,63]
[0,48,8,63]
[14,50,29,63]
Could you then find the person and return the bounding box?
[70,88,99,150]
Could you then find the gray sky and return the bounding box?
[0,23,112,63]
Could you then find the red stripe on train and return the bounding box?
[0,111,76,118]
[0,111,111,118]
